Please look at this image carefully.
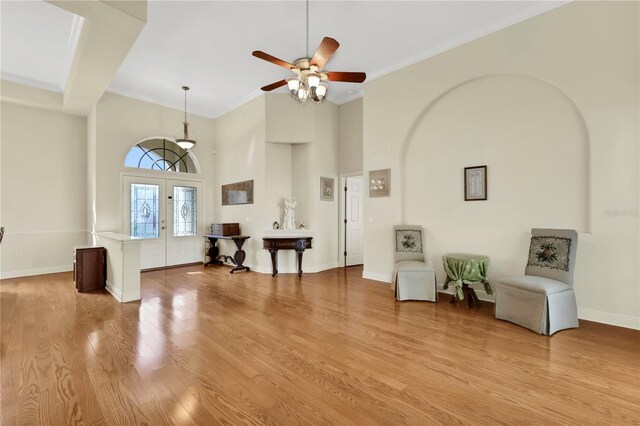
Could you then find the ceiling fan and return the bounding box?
[252,1,366,105]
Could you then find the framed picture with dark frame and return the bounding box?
[464,165,487,201]
[222,180,254,205]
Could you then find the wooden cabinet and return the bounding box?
[73,246,106,292]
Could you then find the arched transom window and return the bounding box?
[125,138,197,173]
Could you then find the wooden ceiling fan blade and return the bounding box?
[310,37,340,70]
[326,72,367,83]
[252,51,296,70]
[260,79,288,92]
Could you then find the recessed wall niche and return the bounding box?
[265,142,311,227]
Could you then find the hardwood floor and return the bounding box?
[1,265,639,425]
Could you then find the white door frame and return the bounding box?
[122,171,205,269]
[120,169,205,234]
[338,172,364,267]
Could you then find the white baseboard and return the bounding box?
[307,261,339,273]
[434,283,640,330]
[0,265,72,280]
[578,308,640,330]
[105,280,141,303]
[362,270,393,284]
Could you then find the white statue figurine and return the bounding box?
[282,197,297,230]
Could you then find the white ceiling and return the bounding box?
[1,1,567,118]
[1,0,83,92]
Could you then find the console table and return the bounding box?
[262,237,313,277]
[204,235,250,273]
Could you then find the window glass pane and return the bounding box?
[124,146,145,168]
[131,183,159,239]
[173,186,197,237]
[124,138,197,174]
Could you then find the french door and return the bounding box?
[124,176,204,270]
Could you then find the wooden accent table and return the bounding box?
[262,237,313,277]
[204,235,251,273]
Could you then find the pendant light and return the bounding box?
[175,86,197,150]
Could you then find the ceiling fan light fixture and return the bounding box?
[297,86,309,101]
[287,77,300,94]
[315,83,328,99]
[307,73,321,89]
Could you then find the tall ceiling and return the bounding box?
[1,1,82,92]
[1,1,566,118]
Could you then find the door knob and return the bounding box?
[161,226,166,230]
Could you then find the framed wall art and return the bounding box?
[320,177,334,201]
[464,165,487,201]
[222,179,254,205]
[369,168,390,197]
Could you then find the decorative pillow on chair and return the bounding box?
[395,229,423,254]
[527,236,572,271]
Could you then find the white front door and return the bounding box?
[345,176,364,266]
[124,176,203,270]
[165,179,203,266]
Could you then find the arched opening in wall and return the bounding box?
[122,137,204,270]
[400,74,590,285]
[124,137,200,174]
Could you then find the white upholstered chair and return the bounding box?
[495,228,579,335]
[391,225,437,302]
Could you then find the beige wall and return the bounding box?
[362,1,639,328]
[0,89,341,277]
[338,98,363,175]
[266,142,293,226]
[212,95,269,268]
[213,94,340,272]
[87,106,97,235]
[265,94,313,143]
[1,102,87,277]
[91,92,217,235]
[308,99,340,269]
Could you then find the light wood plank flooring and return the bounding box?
[1,265,639,425]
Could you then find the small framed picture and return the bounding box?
[320,177,334,201]
[464,166,487,201]
[369,168,390,197]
